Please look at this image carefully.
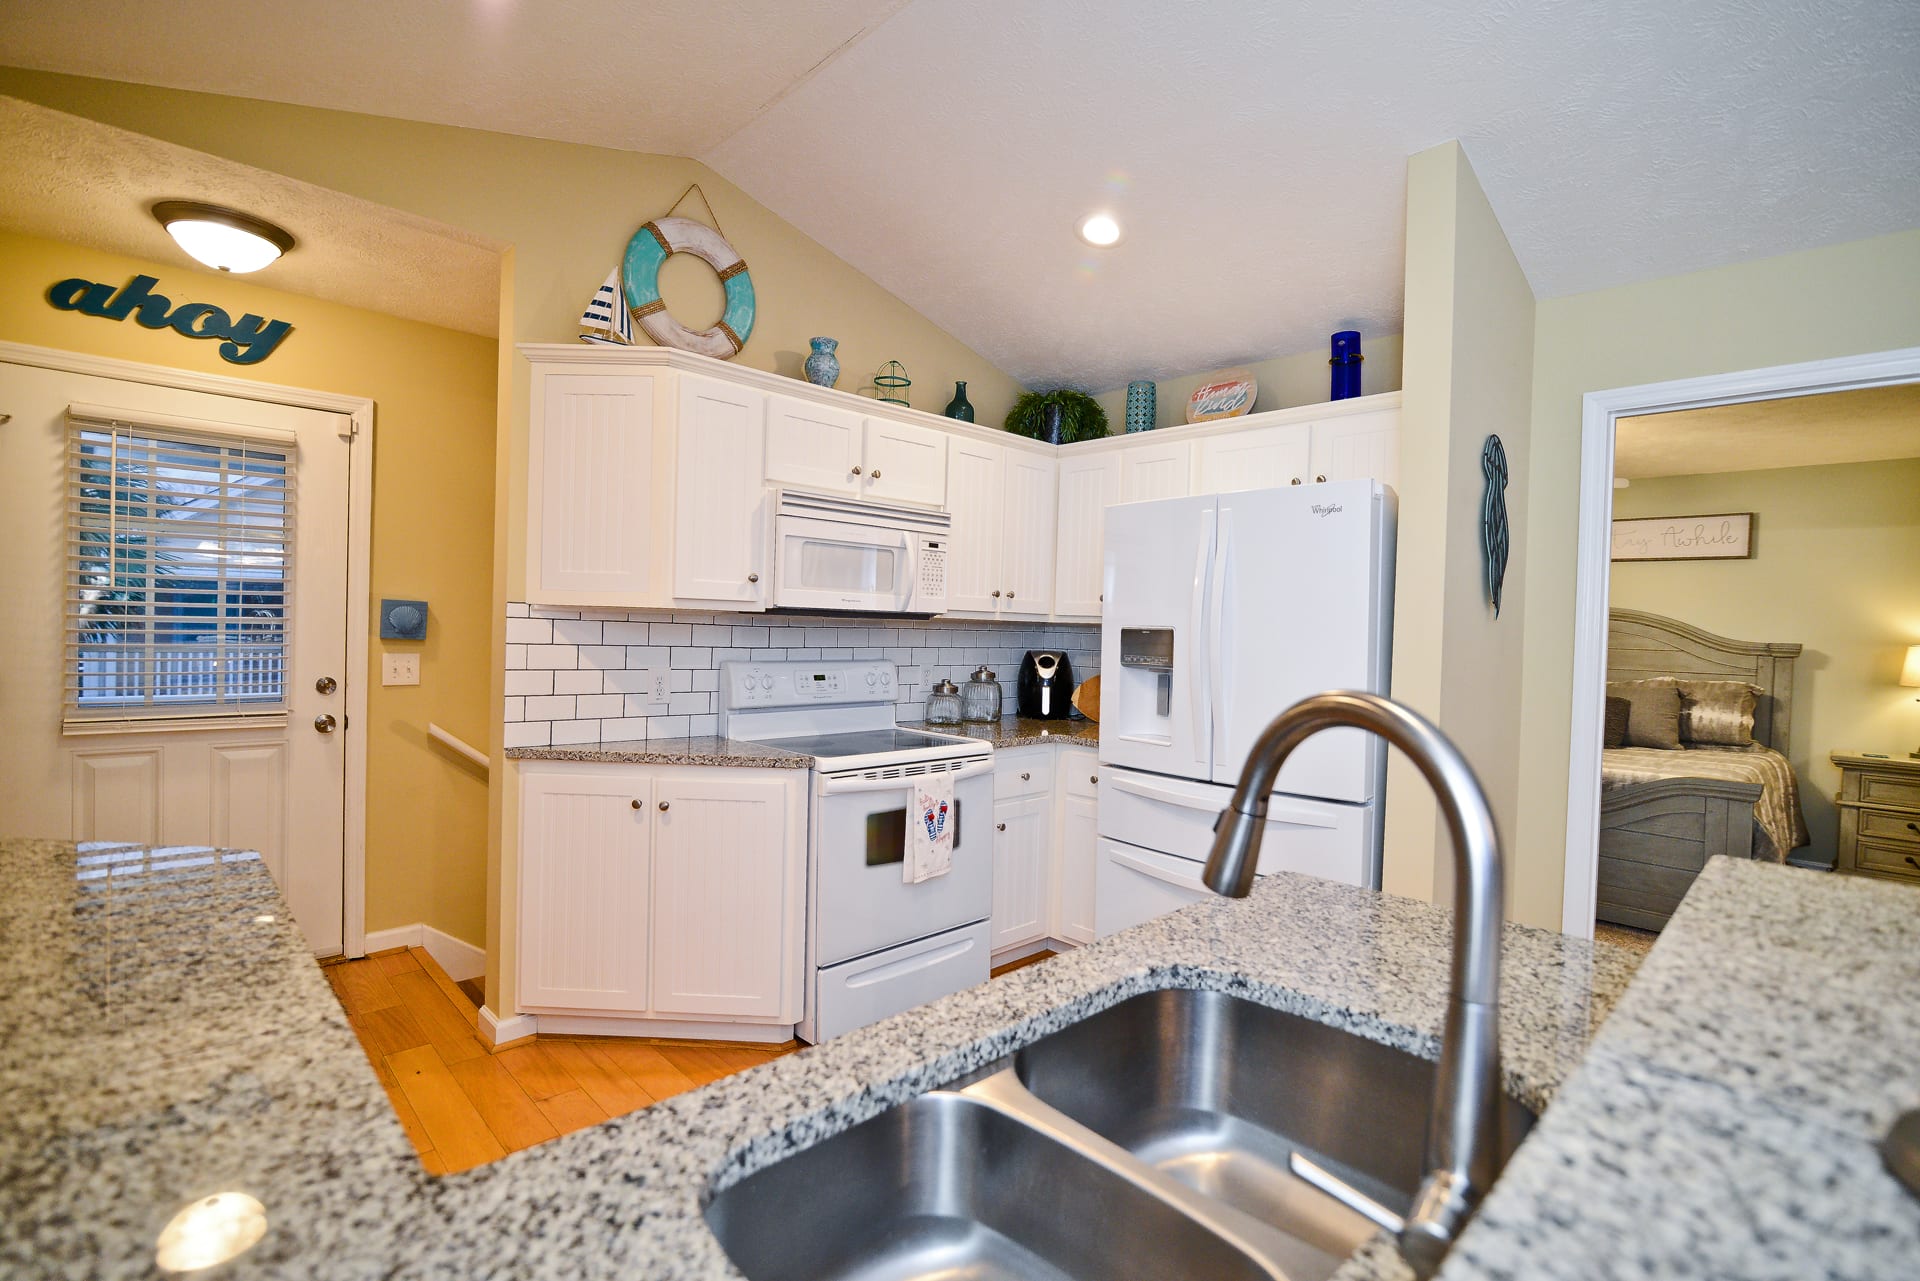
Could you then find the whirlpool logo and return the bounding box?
[1310,503,1345,517]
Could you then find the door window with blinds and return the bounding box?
[66,405,297,726]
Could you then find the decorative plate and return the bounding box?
[1186,370,1257,423]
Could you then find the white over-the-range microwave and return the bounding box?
[771,489,950,617]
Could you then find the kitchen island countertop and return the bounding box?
[5,835,1915,1279]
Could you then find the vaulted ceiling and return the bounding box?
[5,0,1917,390]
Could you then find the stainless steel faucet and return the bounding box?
[1204,690,1506,1280]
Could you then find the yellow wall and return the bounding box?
[1514,227,1920,928]
[0,229,498,943]
[1090,335,1404,432]
[1610,458,1920,869]
[1383,142,1537,910]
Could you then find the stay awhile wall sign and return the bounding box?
[45,274,293,365]
[1610,512,1755,562]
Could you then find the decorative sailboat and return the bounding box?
[578,264,633,345]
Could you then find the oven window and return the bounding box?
[866,800,963,866]
[794,536,896,593]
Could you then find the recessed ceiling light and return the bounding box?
[1077,212,1121,247]
[153,200,296,273]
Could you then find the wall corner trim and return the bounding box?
[362,921,485,981]
[479,1004,538,1048]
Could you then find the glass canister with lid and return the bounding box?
[924,678,963,726]
[962,665,1003,723]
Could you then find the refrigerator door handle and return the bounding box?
[1187,510,1213,764]
[1209,506,1233,762]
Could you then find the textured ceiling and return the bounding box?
[0,97,504,336]
[1615,383,1920,480]
[4,0,1917,390]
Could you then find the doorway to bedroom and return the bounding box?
[1574,361,1920,942]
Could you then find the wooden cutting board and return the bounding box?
[1071,674,1100,722]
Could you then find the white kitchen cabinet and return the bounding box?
[862,417,948,507]
[649,773,804,1020]
[527,369,665,603]
[673,375,768,607]
[1194,422,1312,493]
[765,396,864,494]
[1053,748,1101,945]
[1310,407,1399,490]
[1053,452,1120,620]
[943,436,1055,619]
[516,761,806,1032]
[991,792,1052,953]
[517,765,653,1012]
[1000,451,1057,618]
[1120,438,1192,502]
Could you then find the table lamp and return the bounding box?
[1903,645,1920,759]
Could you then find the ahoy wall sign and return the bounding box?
[46,274,293,365]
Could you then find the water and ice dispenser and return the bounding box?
[1117,627,1177,723]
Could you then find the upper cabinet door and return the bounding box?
[1000,451,1057,618]
[530,371,660,602]
[1120,438,1192,502]
[862,417,948,507]
[1309,407,1399,490]
[944,436,1004,615]
[674,375,768,607]
[1194,423,1312,493]
[1054,452,1121,619]
[765,396,863,494]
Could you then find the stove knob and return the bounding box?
[760,675,774,689]
[866,671,877,686]
[880,671,891,686]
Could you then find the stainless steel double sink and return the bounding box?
[706,988,1535,1281]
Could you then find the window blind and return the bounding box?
[65,407,298,724]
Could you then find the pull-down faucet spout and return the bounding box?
[1204,691,1506,1280]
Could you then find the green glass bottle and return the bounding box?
[943,381,975,422]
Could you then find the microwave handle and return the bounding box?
[818,757,993,795]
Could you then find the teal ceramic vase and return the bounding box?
[804,337,840,388]
[1125,380,1156,432]
[944,381,975,422]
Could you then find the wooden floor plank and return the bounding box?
[387,1044,506,1171]
[991,949,1057,979]
[494,1040,586,1102]
[416,1147,448,1177]
[374,949,422,977]
[543,1041,656,1118]
[585,1040,700,1102]
[411,947,482,1031]
[659,1046,741,1087]
[389,968,487,1065]
[330,958,404,1014]
[535,1088,609,1134]
[349,1005,431,1059]
[447,1053,560,1153]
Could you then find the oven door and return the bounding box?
[814,757,994,967]
[773,512,916,614]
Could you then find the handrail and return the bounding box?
[428,722,489,773]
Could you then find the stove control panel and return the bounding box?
[720,660,896,710]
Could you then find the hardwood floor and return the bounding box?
[990,949,1057,978]
[324,947,797,1174]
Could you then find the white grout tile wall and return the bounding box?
[501,604,1101,748]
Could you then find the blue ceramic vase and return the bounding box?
[804,337,840,388]
[1330,331,1363,400]
[1125,380,1156,431]
[944,381,975,422]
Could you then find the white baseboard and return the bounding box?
[479,1005,539,1047]
[361,922,485,982]
[527,1013,796,1043]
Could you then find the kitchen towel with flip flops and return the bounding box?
[905,771,954,883]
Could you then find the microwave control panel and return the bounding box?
[720,660,896,709]
[917,537,947,602]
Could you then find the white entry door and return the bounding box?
[0,359,354,955]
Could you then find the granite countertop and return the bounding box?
[903,715,1102,750]
[506,735,811,768]
[6,837,1915,1279]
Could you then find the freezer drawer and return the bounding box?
[806,919,990,1043]
[1094,838,1210,938]
[1097,766,1379,889]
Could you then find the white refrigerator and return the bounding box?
[1095,480,1396,935]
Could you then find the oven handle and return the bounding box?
[817,757,994,795]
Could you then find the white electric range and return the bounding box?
[717,660,994,1042]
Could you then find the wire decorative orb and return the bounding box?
[874,360,911,408]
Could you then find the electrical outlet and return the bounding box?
[626,666,668,708]
[382,652,420,686]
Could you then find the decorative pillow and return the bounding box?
[1605,679,1683,750]
[1603,696,1631,749]
[1675,679,1761,747]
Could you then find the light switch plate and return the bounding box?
[382,652,420,686]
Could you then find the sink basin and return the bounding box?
[1013,988,1536,1257]
[706,1090,1278,1281]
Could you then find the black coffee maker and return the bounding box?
[1016,650,1076,720]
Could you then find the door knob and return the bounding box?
[313,714,337,734]
[748,572,759,583]
[314,675,338,695]
[659,801,670,812]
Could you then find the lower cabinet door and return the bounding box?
[649,773,802,1020]
[991,794,1052,952]
[1094,837,1209,938]
[518,767,653,1012]
[1054,792,1099,945]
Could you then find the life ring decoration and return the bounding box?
[622,216,756,359]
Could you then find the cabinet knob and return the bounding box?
[1290,477,1302,485]
[851,465,862,476]
[1908,855,1920,872]
[870,469,881,479]
[1315,474,1328,483]
[1907,822,1919,834]
[1020,771,1031,781]
[996,822,1007,832]
[747,572,759,583]
[658,801,670,812]
[992,590,1001,598]
[1006,591,1015,600]
[1090,774,1099,784]
[631,799,642,810]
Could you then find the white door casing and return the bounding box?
[0,343,370,956]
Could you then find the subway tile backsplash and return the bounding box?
[501,604,1101,749]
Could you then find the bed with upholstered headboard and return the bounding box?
[1598,609,1808,931]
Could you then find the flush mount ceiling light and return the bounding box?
[1076,212,1121,247]
[152,200,296,273]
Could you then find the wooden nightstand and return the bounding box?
[1831,752,1920,886]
